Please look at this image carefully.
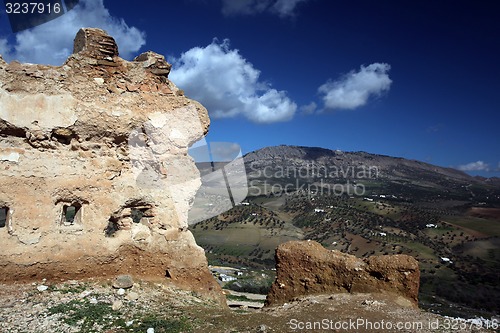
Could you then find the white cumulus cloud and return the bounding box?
[319,63,392,110]
[221,0,310,17]
[169,39,297,124]
[0,0,145,65]
[457,161,490,172]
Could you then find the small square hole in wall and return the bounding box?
[131,208,144,224]
[62,203,82,226]
[0,207,9,228]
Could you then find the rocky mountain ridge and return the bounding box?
[245,145,473,181]
[243,145,499,201]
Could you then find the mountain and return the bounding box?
[243,145,499,203]
[244,145,472,182]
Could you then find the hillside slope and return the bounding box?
[191,145,500,319]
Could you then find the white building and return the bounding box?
[219,274,237,282]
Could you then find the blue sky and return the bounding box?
[0,0,499,176]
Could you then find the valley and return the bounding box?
[190,145,500,320]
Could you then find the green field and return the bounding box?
[444,216,500,237]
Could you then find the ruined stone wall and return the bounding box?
[266,240,420,307]
[0,28,222,303]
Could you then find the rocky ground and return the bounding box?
[0,278,497,333]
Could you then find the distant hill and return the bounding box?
[243,145,499,202]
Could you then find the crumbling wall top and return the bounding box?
[73,27,119,60]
